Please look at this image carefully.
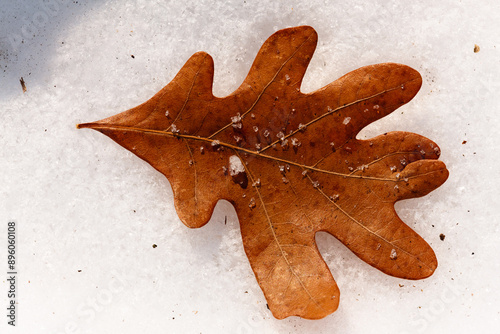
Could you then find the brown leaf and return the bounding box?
[20,77,27,93]
[77,26,448,319]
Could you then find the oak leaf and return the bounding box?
[77,26,448,319]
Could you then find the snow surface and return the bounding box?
[1,0,500,333]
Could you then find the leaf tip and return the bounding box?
[417,256,438,280]
[404,245,438,280]
[76,122,98,130]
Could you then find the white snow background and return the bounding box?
[1,0,499,333]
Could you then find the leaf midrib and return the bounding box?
[78,122,445,184]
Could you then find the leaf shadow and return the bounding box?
[0,0,107,98]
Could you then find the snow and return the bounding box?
[1,0,500,333]
[291,137,301,147]
[228,155,245,177]
[390,249,398,260]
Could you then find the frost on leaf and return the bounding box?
[77,26,448,320]
[228,155,247,188]
[228,155,245,176]
[390,249,398,260]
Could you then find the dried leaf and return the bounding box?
[77,26,448,319]
[20,77,27,93]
